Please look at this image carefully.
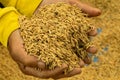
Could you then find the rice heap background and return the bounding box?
[19,3,92,71]
[0,0,120,80]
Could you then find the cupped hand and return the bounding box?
[8,30,83,79]
[8,0,101,79]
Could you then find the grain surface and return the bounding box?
[20,3,92,71]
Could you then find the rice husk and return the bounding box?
[19,2,93,72]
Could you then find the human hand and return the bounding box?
[8,0,101,79]
[8,30,84,79]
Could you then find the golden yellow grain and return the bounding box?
[19,2,93,72]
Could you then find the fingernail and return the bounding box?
[87,45,97,54]
[88,27,98,36]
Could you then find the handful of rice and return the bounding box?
[19,2,93,72]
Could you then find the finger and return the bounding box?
[17,49,46,70]
[83,56,91,64]
[17,48,38,67]
[69,0,101,17]
[8,30,40,67]
[18,63,42,77]
[87,27,98,36]
[20,64,67,79]
[18,49,45,69]
[54,68,81,79]
[86,45,98,54]
[18,63,31,75]
[65,68,82,77]
[14,42,45,68]
[14,45,46,69]
[18,63,43,78]
[79,60,85,68]
[41,64,68,78]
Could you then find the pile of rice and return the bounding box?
[19,2,93,72]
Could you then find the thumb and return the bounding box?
[16,47,45,69]
[8,30,45,68]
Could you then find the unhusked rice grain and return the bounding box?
[19,2,93,72]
